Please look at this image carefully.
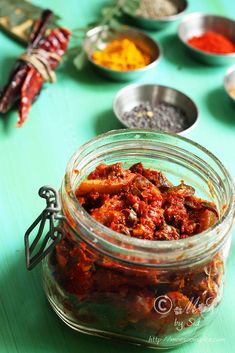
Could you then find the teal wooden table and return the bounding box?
[0,0,235,352]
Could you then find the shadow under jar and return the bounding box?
[31,130,234,349]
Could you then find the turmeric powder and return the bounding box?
[92,38,151,71]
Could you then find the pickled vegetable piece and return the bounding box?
[76,173,136,196]
[145,292,200,335]
[130,162,173,190]
[77,163,137,196]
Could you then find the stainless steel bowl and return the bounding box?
[83,26,161,81]
[123,0,188,30]
[224,65,235,102]
[178,13,235,65]
[113,84,198,135]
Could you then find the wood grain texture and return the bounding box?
[0,0,235,352]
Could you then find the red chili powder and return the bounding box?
[188,31,235,54]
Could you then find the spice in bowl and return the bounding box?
[135,0,178,19]
[122,102,188,133]
[188,31,235,54]
[92,38,151,71]
[228,87,235,99]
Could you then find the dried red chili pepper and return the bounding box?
[0,10,70,127]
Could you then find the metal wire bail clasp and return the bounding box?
[25,186,65,270]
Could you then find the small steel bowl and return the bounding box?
[113,84,198,135]
[83,26,161,81]
[178,13,235,65]
[123,0,188,30]
[224,65,235,102]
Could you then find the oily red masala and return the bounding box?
[76,162,218,241]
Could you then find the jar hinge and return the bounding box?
[24,186,65,270]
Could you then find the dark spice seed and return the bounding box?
[122,102,189,133]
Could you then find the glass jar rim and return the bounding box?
[62,129,235,266]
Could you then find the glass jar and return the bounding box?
[26,130,235,349]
